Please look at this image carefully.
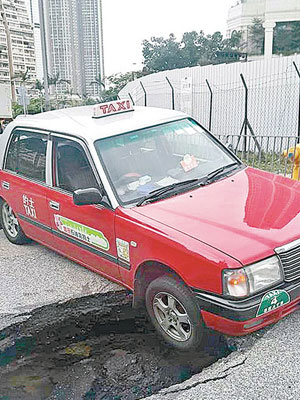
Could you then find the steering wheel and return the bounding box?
[116,172,142,185]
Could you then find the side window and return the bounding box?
[5,130,47,182]
[53,138,99,193]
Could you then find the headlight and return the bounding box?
[223,256,283,298]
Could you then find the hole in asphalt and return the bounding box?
[0,291,230,400]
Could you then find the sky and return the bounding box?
[102,0,235,76]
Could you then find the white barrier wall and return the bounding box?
[119,55,300,139]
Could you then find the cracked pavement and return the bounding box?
[0,230,121,330]
[146,309,300,400]
[2,228,300,399]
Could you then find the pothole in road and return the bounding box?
[0,291,230,400]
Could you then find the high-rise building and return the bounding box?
[44,0,104,98]
[24,0,42,80]
[0,0,36,89]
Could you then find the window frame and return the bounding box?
[94,117,241,207]
[3,127,51,186]
[49,133,114,209]
[52,135,100,195]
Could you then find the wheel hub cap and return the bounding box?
[153,292,192,342]
[2,203,19,238]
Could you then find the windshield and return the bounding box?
[94,118,237,205]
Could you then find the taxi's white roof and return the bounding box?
[10,105,187,142]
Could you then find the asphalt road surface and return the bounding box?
[1,228,300,399]
[0,230,226,399]
[147,308,300,400]
[0,229,121,330]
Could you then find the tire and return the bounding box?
[145,275,205,351]
[0,200,31,245]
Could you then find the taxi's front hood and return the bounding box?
[133,167,300,265]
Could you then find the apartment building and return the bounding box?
[24,0,42,80]
[44,0,104,97]
[0,0,36,89]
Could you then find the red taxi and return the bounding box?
[1,100,300,351]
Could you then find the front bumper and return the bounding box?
[193,279,300,336]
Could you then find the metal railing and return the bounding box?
[217,134,300,179]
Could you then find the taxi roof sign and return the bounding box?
[93,99,134,118]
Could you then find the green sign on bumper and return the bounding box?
[257,290,290,316]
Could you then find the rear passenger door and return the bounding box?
[2,129,53,244]
[45,135,121,281]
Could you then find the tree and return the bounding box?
[90,74,105,89]
[90,73,106,98]
[81,96,98,106]
[291,22,300,53]
[34,79,44,93]
[48,72,71,108]
[48,72,70,87]
[91,71,146,102]
[181,31,207,67]
[248,18,265,55]
[12,102,24,118]
[142,34,184,72]
[33,79,44,112]
[224,30,244,51]
[12,67,31,114]
[274,21,300,55]
[203,31,225,64]
[142,30,245,72]
[13,66,31,85]
[12,98,44,118]
[27,98,44,114]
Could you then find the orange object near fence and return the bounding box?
[282,145,300,180]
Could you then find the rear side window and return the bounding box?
[5,130,48,182]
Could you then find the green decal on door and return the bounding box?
[257,289,290,316]
[54,214,110,251]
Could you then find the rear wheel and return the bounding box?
[0,200,30,245]
[145,275,205,351]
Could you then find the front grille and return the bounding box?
[277,243,300,282]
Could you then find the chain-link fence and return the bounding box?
[120,55,300,143]
[217,134,300,179]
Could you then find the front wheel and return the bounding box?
[145,275,205,351]
[0,200,31,245]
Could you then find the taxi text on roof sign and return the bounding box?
[93,99,134,118]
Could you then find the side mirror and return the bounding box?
[73,187,103,206]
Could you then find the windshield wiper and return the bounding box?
[199,162,240,185]
[136,178,200,206]
[136,162,240,207]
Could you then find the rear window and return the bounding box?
[5,130,47,182]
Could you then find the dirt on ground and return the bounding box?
[0,291,229,400]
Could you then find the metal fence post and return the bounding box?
[140,81,147,107]
[206,79,213,131]
[166,77,175,110]
[128,92,135,106]
[235,74,261,154]
[241,74,248,153]
[293,61,300,143]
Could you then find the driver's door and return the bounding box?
[45,135,121,281]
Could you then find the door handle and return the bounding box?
[49,200,60,211]
[2,181,10,190]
